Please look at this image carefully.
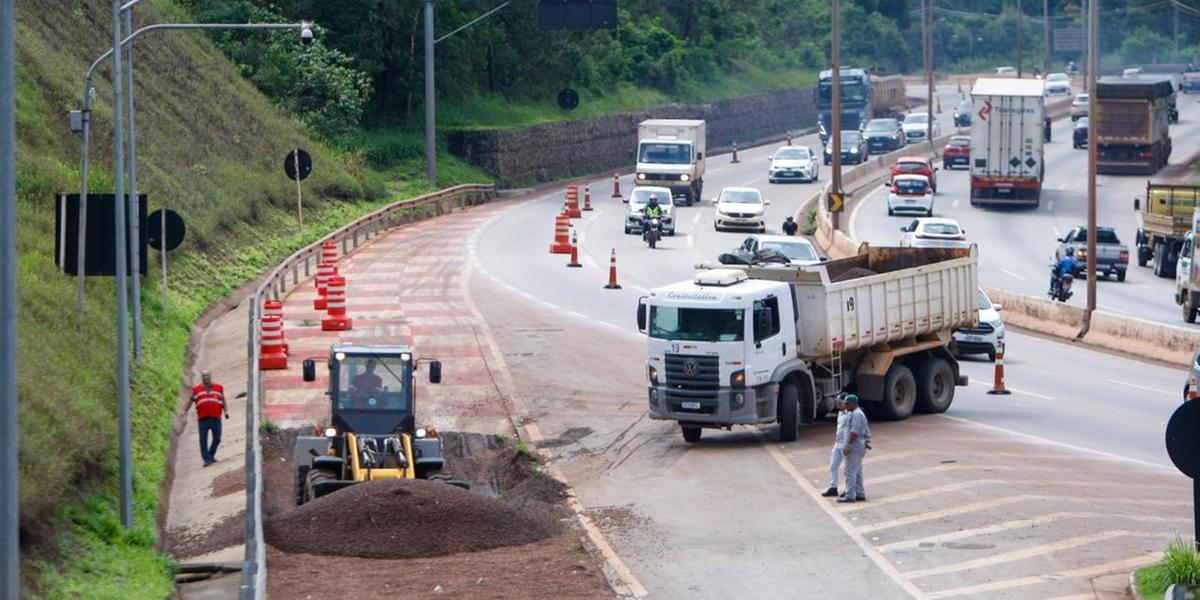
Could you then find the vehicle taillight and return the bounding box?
[1119,250,1129,262]
[892,186,899,194]
[1141,150,1154,158]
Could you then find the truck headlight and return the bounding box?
[732,392,746,409]
[731,370,746,389]
[637,173,646,180]
[680,174,690,182]
[416,428,427,438]
[648,365,659,385]
[324,427,337,438]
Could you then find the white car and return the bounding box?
[887,174,934,217]
[898,217,968,248]
[714,187,770,232]
[953,288,1006,362]
[768,146,819,183]
[996,66,1017,76]
[624,186,676,235]
[734,234,823,265]
[902,112,941,144]
[1070,93,1089,121]
[1044,72,1071,95]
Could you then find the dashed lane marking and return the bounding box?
[902,530,1167,580]
[998,268,1028,282]
[950,198,960,209]
[1104,378,1177,398]
[925,553,1161,599]
[686,235,694,248]
[765,444,930,600]
[968,379,1053,400]
[878,511,1191,553]
[692,213,702,225]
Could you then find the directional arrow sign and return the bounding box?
[829,191,845,213]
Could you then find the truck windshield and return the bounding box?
[818,82,867,105]
[337,355,411,411]
[639,142,692,164]
[649,306,745,342]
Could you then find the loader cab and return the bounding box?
[302,344,441,437]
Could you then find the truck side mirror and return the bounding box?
[696,152,703,160]
[429,360,442,384]
[1133,197,1140,211]
[302,359,316,382]
[636,298,648,333]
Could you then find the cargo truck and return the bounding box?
[1095,78,1173,175]
[1173,207,1200,322]
[637,245,978,443]
[969,78,1046,207]
[1136,182,1200,279]
[816,70,907,144]
[636,119,706,206]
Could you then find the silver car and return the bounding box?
[768,146,819,183]
[624,186,676,235]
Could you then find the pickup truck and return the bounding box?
[1056,226,1130,281]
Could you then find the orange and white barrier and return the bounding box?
[321,275,353,331]
[314,262,337,310]
[263,299,289,355]
[987,339,1011,395]
[258,314,288,370]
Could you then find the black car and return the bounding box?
[952,99,973,127]
[863,118,904,154]
[824,131,869,165]
[1073,117,1088,149]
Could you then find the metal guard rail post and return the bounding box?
[239,183,496,599]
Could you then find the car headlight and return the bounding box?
[637,173,646,180]
[680,174,690,182]
[850,147,858,153]
[989,319,1004,330]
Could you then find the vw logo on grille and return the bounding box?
[683,359,699,377]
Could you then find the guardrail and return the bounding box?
[238,183,496,599]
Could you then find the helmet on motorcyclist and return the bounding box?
[647,195,660,207]
[1064,246,1076,257]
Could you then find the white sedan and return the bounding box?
[887,174,934,217]
[902,112,941,144]
[714,187,770,232]
[899,217,969,248]
[734,234,823,265]
[768,146,819,183]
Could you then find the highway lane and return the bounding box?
[853,92,1200,328]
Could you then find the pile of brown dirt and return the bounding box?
[264,478,562,559]
[831,267,878,282]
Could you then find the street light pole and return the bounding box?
[1017,0,1024,78]
[831,0,842,231]
[926,0,934,152]
[0,0,20,593]
[424,0,436,187]
[1043,0,1051,72]
[1080,0,1098,338]
[123,9,142,360]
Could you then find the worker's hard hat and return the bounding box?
[843,394,860,404]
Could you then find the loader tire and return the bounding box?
[779,382,799,442]
[879,364,917,421]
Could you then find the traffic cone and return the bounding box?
[567,230,582,268]
[258,315,288,370]
[321,275,353,331]
[987,339,1012,395]
[549,214,572,254]
[787,130,793,146]
[264,299,289,356]
[603,249,622,289]
[731,142,740,164]
[565,184,582,218]
[313,262,337,310]
[611,173,622,198]
[583,184,593,211]
[320,240,337,265]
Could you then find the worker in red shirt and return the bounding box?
[189,370,228,466]
[349,359,383,408]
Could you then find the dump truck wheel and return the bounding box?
[879,364,917,421]
[681,425,702,443]
[778,382,799,442]
[916,357,955,414]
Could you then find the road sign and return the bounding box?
[538,0,618,30]
[55,193,147,276]
[1054,27,1086,52]
[146,209,185,252]
[557,88,580,111]
[284,149,312,182]
[829,191,844,213]
[1167,400,1200,479]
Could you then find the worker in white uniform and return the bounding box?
[821,396,849,497]
[837,394,871,504]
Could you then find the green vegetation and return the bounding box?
[12,0,489,596]
[801,207,819,236]
[259,418,279,434]
[1137,537,1200,599]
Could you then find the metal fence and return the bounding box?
[239,184,496,599]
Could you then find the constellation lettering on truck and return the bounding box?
[664,291,724,302]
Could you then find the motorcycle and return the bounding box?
[1049,271,1074,302]
[642,217,662,249]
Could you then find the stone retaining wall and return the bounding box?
[448,87,818,185]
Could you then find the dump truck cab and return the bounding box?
[295,344,448,503]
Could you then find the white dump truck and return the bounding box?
[636,119,706,206]
[637,245,979,443]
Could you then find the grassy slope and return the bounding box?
[14,0,489,596]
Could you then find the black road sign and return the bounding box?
[284,149,313,182]
[147,209,186,252]
[55,194,148,276]
[1167,400,1200,479]
[557,88,580,111]
[539,0,618,30]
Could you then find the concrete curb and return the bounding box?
[1130,569,1144,600]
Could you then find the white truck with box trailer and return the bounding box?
[969,78,1046,207]
[637,245,979,443]
[636,119,706,206]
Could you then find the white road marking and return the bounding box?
[692,213,702,225]
[1052,224,1062,238]
[951,198,960,209]
[878,511,1189,553]
[686,235,694,248]
[1048,199,1056,211]
[1057,182,1067,190]
[765,444,931,600]
[926,553,1161,599]
[1099,304,1129,316]
[999,268,1028,282]
[903,530,1166,580]
[1104,378,1176,398]
[968,379,1053,400]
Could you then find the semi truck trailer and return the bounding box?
[969,78,1046,207]
[638,245,978,443]
[817,69,906,144]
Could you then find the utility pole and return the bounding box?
[1175,1,1180,57]
[123,9,142,360]
[1080,0,1098,338]
[1,0,20,594]
[926,0,934,152]
[831,0,842,231]
[1043,0,1051,72]
[1017,0,1024,77]
[110,0,134,530]
[424,0,436,187]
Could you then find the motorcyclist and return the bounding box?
[782,216,799,236]
[1051,246,1078,295]
[642,195,664,237]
